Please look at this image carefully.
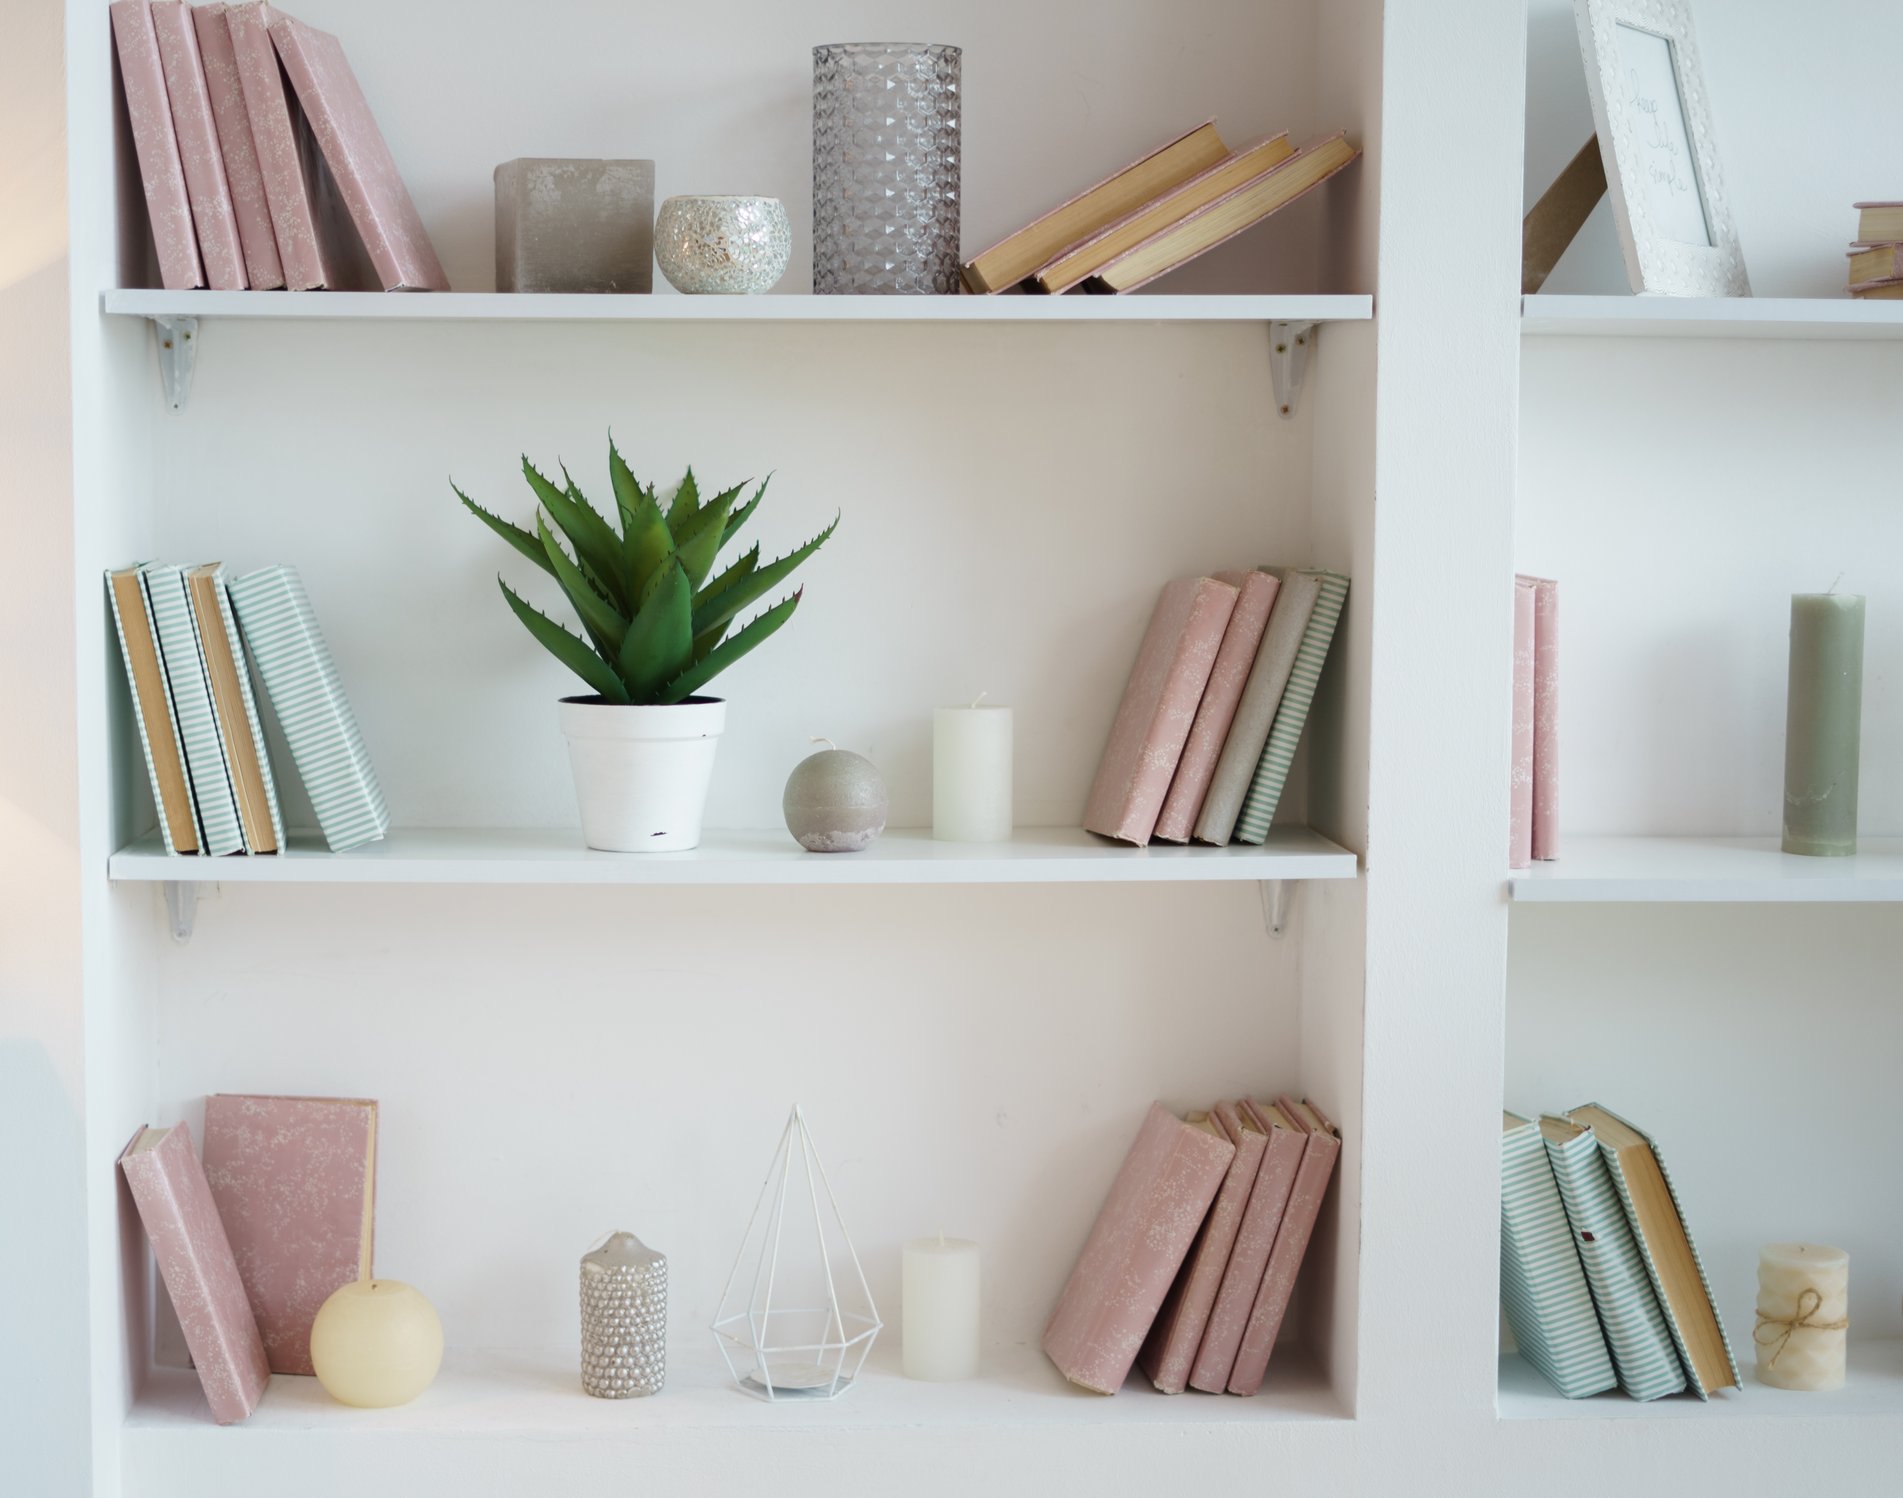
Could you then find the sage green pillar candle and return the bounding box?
[1782,593,1865,857]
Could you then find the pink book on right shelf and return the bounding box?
[1153,568,1281,843]
[193,2,285,289]
[227,2,331,289]
[1509,578,1536,869]
[1225,1096,1341,1397]
[1084,576,1239,845]
[1043,1102,1235,1395]
[151,0,247,289]
[118,1123,271,1424]
[110,0,204,290]
[1518,574,1559,861]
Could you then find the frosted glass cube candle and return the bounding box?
[495,159,655,293]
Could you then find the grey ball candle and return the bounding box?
[783,744,888,852]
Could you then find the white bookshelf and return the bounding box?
[1509,837,1903,902]
[1522,293,1903,339]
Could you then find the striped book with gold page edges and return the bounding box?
[1232,571,1349,844]
[106,567,200,855]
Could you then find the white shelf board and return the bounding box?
[103,288,1373,325]
[108,825,1358,886]
[1508,835,1903,903]
[124,1342,1347,1495]
[1522,294,1903,340]
[1499,1342,1903,1422]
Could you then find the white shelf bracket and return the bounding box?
[151,315,198,410]
[1259,880,1295,938]
[1268,321,1316,418]
[163,881,197,943]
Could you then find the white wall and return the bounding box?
[0,0,89,1492]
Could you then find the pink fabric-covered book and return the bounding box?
[269,13,449,292]
[228,2,331,289]
[1188,1097,1306,1393]
[1043,1102,1235,1395]
[1084,576,1239,845]
[1138,1102,1266,1394]
[111,0,204,290]
[119,1123,271,1424]
[1519,574,1559,861]
[1510,578,1536,869]
[151,0,246,289]
[1153,569,1280,843]
[1226,1096,1341,1396]
[202,1094,378,1376]
[194,2,285,289]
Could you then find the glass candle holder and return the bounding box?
[812,43,961,294]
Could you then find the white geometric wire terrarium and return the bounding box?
[711,1104,882,1400]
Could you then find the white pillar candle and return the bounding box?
[902,1234,980,1380]
[933,703,1013,842]
[1754,1243,1848,1391]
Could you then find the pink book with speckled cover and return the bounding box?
[111,0,204,290]
[227,2,331,289]
[1153,569,1281,843]
[202,1094,378,1376]
[1225,1096,1340,1396]
[119,1123,270,1424]
[193,3,285,289]
[1188,1098,1305,1393]
[1043,1102,1235,1395]
[151,1,246,289]
[1084,576,1239,845]
[269,14,448,291]
[1519,575,1560,861]
[1138,1102,1265,1394]
[1510,578,1536,869]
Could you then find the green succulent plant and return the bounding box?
[455,436,836,705]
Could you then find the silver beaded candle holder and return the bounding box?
[580,1231,668,1398]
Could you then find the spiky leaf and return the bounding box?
[537,516,628,653]
[617,558,694,702]
[660,590,801,703]
[691,513,838,640]
[607,436,645,531]
[671,483,743,591]
[456,482,555,579]
[522,458,627,608]
[721,475,769,549]
[605,446,675,597]
[498,578,629,702]
[665,467,700,534]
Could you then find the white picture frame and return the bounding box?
[1573,0,1749,296]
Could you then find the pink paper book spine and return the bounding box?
[1226,1097,1341,1397]
[269,15,449,292]
[202,1094,377,1376]
[1138,1103,1267,1394]
[151,1,247,290]
[1084,576,1239,845]
[110,0,204,290]
[1043,1102,1235,1395]
[1188,1100,1305,1393]
[118,1124,271,1424]
[1520,575,1559,861]
[1153,569,1281,842]
[228,2,328,289]
[194,2,285,289]
[1510,578,1536,869]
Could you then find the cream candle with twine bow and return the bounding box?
[1754,1243,1848,1391]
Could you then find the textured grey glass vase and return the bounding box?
[812,43,961,294]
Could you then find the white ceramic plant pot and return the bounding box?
[558,696,726,852]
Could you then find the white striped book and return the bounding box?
[1233,570,1348,843]
[228,565,388,853]
[1501,1112,1615,1398]
[142,564,245,856]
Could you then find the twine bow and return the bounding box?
[1753,1287,1847,1369]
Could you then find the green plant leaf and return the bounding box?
[498,577,629,702]
[455,482,555,578]
[660,590,802,703]
[690,513,837,640]
[616,558,694,703]
[522,458,628,609]
[671,482,743,591]
[721,475,769,549]
[607,435,644,530]
[537,515,628,653]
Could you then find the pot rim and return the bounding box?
[559,694,725,708]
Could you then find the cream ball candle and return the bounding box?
[310,1279,444,1408]
[1754,1243,1848,1391]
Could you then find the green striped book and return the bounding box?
[228,565,388,853]
[1500,1112,1615,1398]
[1540,1115,1685,1400]
[106,566,198,855]
[142,564,245,856]
[1232,570,1347,843]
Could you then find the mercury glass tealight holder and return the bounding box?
[580,1231,668,1398]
